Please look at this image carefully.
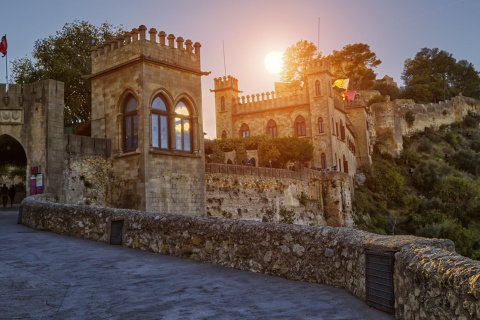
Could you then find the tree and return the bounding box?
[11,20,125,127]
[325,43,381,90]
[401,48,480,103]
[280,40,321,88]
[434,175,480,222]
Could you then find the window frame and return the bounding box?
[295,115,306,137]
[123,95,138,152]
[151,96,169,150]
[266,119,277,138]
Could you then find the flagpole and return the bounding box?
[222,40,227,77]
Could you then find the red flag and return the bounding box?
[0,35,7,57]
[342,90,357,101]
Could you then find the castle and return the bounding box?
[212,61,372,177]
[213,63,480,178]
[1,24,479,228]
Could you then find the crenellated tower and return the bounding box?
[211,76,241,139]
[86,24,209,215]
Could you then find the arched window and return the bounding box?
[340,119,345,140]
[221,130,227,139]
[124,95,138,151]
[174,101,192,151]
[266,119,277,138]
[240,123,250,138]
[318,117,324,133]
[336,122,339,137]
[343,155,349,174]
[221,96,226,112]
[332,118,335,136]
[315,80,321,96]
[321,153,327,169]
[151,96,169,149]
[295,115,306,136]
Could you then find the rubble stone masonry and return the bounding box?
[21,195,480,320]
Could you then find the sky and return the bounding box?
[1,0,479,138]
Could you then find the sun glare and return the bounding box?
[264,51,283,75]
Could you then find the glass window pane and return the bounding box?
[160,115,168,149]
[183,119,191,151]
[175,117,182,149]
[125,97,138,113]
[152,114,159,148]
[175,101,190,116]
[125,116,132,150]
[133,115,138,149]
[152,97,167,111]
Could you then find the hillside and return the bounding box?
[354,111,480,260]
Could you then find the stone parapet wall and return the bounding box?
[20,195,480,319]
[205,164,353,227]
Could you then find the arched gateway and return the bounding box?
[0,80,65,198]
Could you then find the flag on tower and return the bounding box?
[333,78,349,90]
[0,35,7,57]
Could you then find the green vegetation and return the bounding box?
[205,136,313,168]
[11,20,125,127]
[354,111,480,259]
[402,48,480,102]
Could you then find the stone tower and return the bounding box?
[87,25,208,215]
[0,80,65,199]
[212,76,240,139]
[306,60,336,169]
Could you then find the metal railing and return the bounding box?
[205,163,343,181]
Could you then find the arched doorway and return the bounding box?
[0,134,27,205]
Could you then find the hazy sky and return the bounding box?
[2,0,478,138]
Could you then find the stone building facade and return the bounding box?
[86,25,209,215]
[0,80,65,200]
[212,60,372,176]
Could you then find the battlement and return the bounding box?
[306,59,331,74]
[90,24,202,75]
[213,75,239,91]
[232,87,309,115]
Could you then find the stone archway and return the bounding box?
[0,80,66,200]
[0,134,27,203]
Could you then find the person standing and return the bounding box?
[8,184,16,207]
[1,184,8,207]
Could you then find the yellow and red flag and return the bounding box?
[333,78,349,89]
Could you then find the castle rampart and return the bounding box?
[90,25,204,75]
[21,195,479,320]
[371,95,480,156]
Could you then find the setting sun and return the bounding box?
[264,51,283,74]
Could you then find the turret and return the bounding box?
[212,75,241,139]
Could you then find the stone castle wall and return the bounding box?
[371,95,480,156]
[88,25,206,214]
[205,164,354,227]
[20,195,480,320]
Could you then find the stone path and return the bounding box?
[0,206,393,319]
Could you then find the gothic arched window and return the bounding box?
[151,96,169,149]
[266,119,277,138]
[124,95,138,152]
[318,117,324,133]
[321,153,327,169]
[295,115,306,137]
[240,123,250,138]
[221,96,226,112]
[174,101,192,151]
[221,130,227,139]
[315,80,321,96]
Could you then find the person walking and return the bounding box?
[1,184,8,207]
[8,184,16,207]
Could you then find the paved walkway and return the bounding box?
[0,206,393,320]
